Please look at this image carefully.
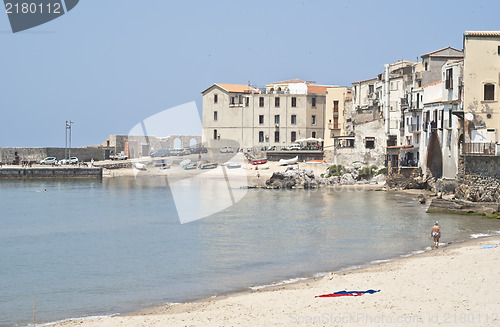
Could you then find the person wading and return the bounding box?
[431,221,441,249]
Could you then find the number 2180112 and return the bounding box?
[5,2,62,14]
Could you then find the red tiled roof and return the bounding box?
[465,31,500,37]
[420,80,442,89]
[307,85,331,94]
[214,83,258,93]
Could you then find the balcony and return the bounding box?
[462,143,497,156]
[408,124,421,133]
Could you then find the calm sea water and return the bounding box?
[1,178,500,327]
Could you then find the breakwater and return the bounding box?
[0,167,102,179]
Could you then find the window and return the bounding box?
[333,117,339,129]
[275,97,280,107]
[445,68,453,89]
[274,115,280,125]
[291,97,297,107]
[214,94,218,103]
[274,131,280,143]
[365,137,375,149]
[291,131,296,142]
[245,97,249,107]
[230,97,235,105]
[259,131,264,143]
[369,85,374,94]
[448,108,453,128]
[259,97,264,107]
[425,62,428,71]
[214,111,218,121]
[333,101,339,113]
[498,45,500,55]
[213,129,218,140]
[259,115,264,125]
[312,131,317,138]
[484,84,495,101]
[312,97,317,107]
[291,115,297,125]
[312,115,316,125]
[238,95,243,104]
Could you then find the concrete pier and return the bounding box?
[0,167,102,179]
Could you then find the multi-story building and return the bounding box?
[201,80,331,152]
[420,47,464,87]
[463,31,500,152]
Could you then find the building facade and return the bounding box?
[202,80,330,152]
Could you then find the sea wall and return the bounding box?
[0,147,113,163]
[456,156,500,202]
[0,167,102,179]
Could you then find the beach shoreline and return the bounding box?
[49,234,500,327]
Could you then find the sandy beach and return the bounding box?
[50,235,500,327]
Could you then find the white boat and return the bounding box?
[226,162,241,169]
[279,156,298,166]
[256,164,270,170]
[134,162,147,170]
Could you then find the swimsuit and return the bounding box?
[433,232,440,238]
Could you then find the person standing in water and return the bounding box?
[431,221,441,249]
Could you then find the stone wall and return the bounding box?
[0,167,102,179]
[456,156,500,202]
[0,146,113,163]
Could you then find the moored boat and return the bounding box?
[279,156,298,166]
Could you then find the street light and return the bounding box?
[65,121,74,162]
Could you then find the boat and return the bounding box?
[279,156,298,166]
[199,162,218,169]
[179,159,191,166]
[256,164,270,170]
[182,163,197,170]
[134,162,147,171]
[250,158,268,165]
[226,162,241,169]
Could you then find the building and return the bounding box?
[201,80,332,152]
[420,46,464,87]
[463,31,500,151]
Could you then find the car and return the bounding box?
[190,147,208,154]
[170,148,186,156]
[150,149,170,157]
[40,157,57,165]
[182,148,192,155]
[288,144,302,151]
[220,146,234,153]
[59,157,79,165]
[110,152,128,160]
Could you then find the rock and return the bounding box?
[417,194,426,204]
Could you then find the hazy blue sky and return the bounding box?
[1,0,499,147]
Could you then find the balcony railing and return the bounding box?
[463,143,496,155]
[408,124,420,133]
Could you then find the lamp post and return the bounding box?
[65,121,74,163]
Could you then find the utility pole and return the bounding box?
[65,121,74,162]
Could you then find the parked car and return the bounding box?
[150,149,170,157]
[220,146,234,153]
[170,148,188,156]
[182,148,192,155]
[40,157,57,165]
[110,152,128,160]
[288,144,302,151]
[190,147,208,154]
[59,157,79,165]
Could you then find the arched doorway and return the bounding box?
[174,138,181,149]
[426,133,443,178]
[190,138,197,149]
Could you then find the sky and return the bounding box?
[1,0,500,147]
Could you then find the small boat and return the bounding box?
[134,162,147,171]
[180,159,191,166]
[226,162,241,169]
[199,162,218,169]
[182,163,197,170]
[256,164,270,170]
[250,158,268,165]
[279,156,298,166]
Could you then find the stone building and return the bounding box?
[463,31,500,148]
[201,80,332,152]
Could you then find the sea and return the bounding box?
[1,178,500,327]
